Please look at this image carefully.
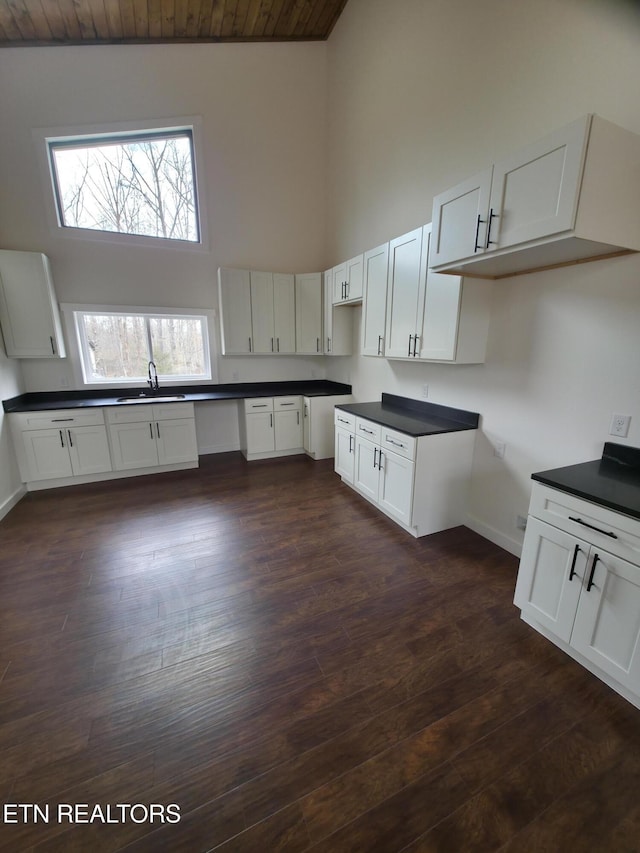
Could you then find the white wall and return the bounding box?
[0,42,329,393]
[324,0,640,553]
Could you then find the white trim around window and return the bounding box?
[60,303,218,389]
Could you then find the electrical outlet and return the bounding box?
[493,441,506,459]
[610,413,631,437]
[516,515,527,531]
[422,384,429,398]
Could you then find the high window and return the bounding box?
[73,310,211,385]
[48,128,200,243]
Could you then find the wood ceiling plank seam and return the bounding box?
[87,0,112,39]
[172,0,188,36]
[6,0,37,40]
[0,2,24,39]
[183,0,201,38]
[55,0,83,39]
[205,0,224,38]
[231,0,251,37]
[291,0,314,38]
[261,0,285,37]
[114,0,134,38]
[304,0,327,34]
[243,0,266,37]
[132,0,149,39]
[160,0,175,39]
[193,0,212,39]
[312,0,336,39]
[220,0,237,38]
[29,0,57,40]
[72,0,98,39]
[147,0,163,38]
[98,0,123,38]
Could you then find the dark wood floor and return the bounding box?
[1,452,639,852]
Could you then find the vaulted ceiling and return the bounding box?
[0,0,349,46]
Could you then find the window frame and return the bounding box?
[61,303,217,389]
[34,117,209,251]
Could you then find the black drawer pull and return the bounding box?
[568,517,617,539]
[568,544,580,581]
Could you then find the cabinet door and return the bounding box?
[418,264,463,361]
[273,273,296,354]
[345,254,364,302]
[334,426,355,484]
[250,271,275,353]
[0,251,65,358]
[274,409,302,452]
[156,418,198,465]
[332,263,346,303]
[361,243,389,357]
[324,272,352,356]
[218,268,253,354]
[246,412,275,454]
[378,449,414,526]
[430,169,493,268]
[295,273,322,354]
[514,517,587,643]
[67,425,112,476]
[571,549,640,695]
[21,429,73,480]
[109,421,159,470]
[489,115,589,251]
[384,226,427,359]
[354,436,380,502]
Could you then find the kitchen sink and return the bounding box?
[116,394,186,403]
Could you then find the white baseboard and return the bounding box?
[465,512,522,557]
[0,484,26,521]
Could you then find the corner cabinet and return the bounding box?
[303,394,353,460]
[0,250,66,358]
[431,114,640,279]
[323,268,353,356]
[514,483,640,709]
[384,224,492,364]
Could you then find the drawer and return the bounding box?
[334,409,355,431]
[274,396,301,411]
[153,402,194,421]
[11,408,105,430]
[380,427,416,461]
[355,417,381,444]
[244,398,274,413]
[106,406,154,425]
[530,482,640,565]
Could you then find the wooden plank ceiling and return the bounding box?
[0,0,349,46]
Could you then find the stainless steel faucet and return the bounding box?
[148,360,159,392]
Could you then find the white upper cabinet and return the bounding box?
[218,267,252,354]
[333,254,364,304]
[431,114,640,279]
[0,250,66,358]
[323,268,352,355]
[294,272,323,354]
[250,271,295,354]
[384,226,428,359]
[361,242,389,357]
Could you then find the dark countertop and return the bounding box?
[2,380,353,413]
[335,393,480,438]
[532,442,640,521]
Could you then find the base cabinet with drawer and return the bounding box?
[334,408,476,537]
[239,397,304,461]
[10,409,112,483]
[106,402,198,470]
[515,482,640,708]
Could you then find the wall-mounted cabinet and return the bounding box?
[431,114,640,279]
[0,250,66,358]
[294,273,323,354]
[361,243,389,357]
[250,271,296,354]
[383,224,492,364]
[323,268,353,356]
[332,254,364,304]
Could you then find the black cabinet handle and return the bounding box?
[486,208,498,247]
[50,336,56,355]
[156,422,160,438]
[413,335,419,357]
[67,429,73,448]
[568,517,617,539]
[378,335,383,356]
[59,429,64,447]
[149,423,154,439]
[568,544,580,581]
[373,447,378,469]
[586,554,599,592]
[474,214,485,252]
[408,334,413,357]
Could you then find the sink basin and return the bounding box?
[116,394,186,403]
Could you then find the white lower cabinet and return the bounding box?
[239,397,303,460]
[334,409,475,537]
[106,402,198,471]
[304,394,354,461]
[10,409,112,483]
[515,483,640,708]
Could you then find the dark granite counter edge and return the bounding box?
[3,380,353,413]
[532,470,640,522]
[335,394,480,437]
